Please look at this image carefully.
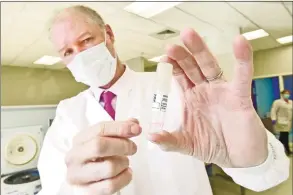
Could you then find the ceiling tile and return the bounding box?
[267,29,292,39]
[1,39,24,65]
[283,1,292,15]
[1,1,291,69]
[10,33,57,62]
[151,7,219,37]
[77,2,124,17]
[103,1,132,9]
[107,10,165,35]
[10,39,58,66]
[2,3,53,65]
[228,2,292,38]
[8,33,64,67]
[1,2,26,27]
[177,2,257,31]
[14,2,122,31]
[115,38,161,61]
[1,29,43,65]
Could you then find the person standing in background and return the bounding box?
[271,89,293,156]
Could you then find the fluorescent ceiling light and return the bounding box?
[148,55,166,62]
[124,1,182,18]
[242,29,269,40]
[34,55,61,65]
[277,35,292,44]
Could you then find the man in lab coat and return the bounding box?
[271,89,292,155]
[38,5,289,195]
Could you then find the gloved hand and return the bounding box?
[148,28,268,169]
[272,120,276,125]
[65,118,141,194]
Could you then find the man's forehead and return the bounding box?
[52,16,89,36]
[50,13,96,50]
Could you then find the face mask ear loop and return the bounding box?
[104,30,107,47]
[104,30,118,61]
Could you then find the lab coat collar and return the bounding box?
[281,96,290,103]
[90,65,135,100]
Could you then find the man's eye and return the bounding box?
[83,38,92,44]
[64,50,72,57]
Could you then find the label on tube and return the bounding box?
[149,62,173,133]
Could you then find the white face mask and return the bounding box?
[67,34,117,87]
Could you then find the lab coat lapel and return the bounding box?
[84,92,113,126]
[115,88,134,121]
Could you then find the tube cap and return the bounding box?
[156,62,173,94]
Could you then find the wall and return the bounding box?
[125,57,145,72]
[284,75,293,99]
[143,45,292,81]
[125,57,157,72]
[254,45,292,78]
[1,66,88,106]
[254,77,280,118]
[1,105,57,132]
[144,59,157,72]
[216,53,237,81]
[2,45,291,106]
[1,58,156,106]
[144,53,238,81]
[215,45,293,81]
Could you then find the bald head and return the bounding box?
[50,5,105,33]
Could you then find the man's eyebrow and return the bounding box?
[58,32,91,53]
[77,32,91,40]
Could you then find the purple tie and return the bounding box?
[100,91,116,120]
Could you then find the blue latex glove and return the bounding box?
[272,120,276,125]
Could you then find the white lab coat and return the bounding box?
[38,67,289,195]
[271,98,292,132]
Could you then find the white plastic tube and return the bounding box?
[150,62,173,133]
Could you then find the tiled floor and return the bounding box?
[211,157,292,195]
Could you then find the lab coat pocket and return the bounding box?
[278,117,289,125]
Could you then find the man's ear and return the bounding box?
[105,24,115,43]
